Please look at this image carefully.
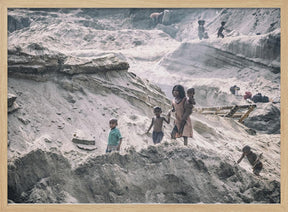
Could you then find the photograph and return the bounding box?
[6,7,281,204]
[1,0,287,212]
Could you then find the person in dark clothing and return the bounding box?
[198,20,205,40]
[230,85,240,95]
[217,21,226,38]
[251,93,270,103]
[237,145,263,176]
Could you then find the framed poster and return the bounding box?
[1,0,287,212]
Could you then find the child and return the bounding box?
[178,87,196,134]
[230,85,240,95]
[198,20,205,40]
[106,118,123,153]
[146,106,171,144]
[187,87,196,105]
[171,85,193,146]
[237,145,263,176]
[217,21,226,38]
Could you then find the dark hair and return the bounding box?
[242,145,251,153]
[198,20,205,25]
[153,106,162,112]
[172,85,186,99]
[187,87,195,94]
[109,118,118,124]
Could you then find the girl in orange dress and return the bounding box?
[171,85,193,146]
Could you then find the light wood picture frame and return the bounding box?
[1,0,287,212]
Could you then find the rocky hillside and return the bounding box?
[9,144,280,203]
[7,8,280,204]
[8,49,170,164]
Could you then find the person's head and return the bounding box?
[187,88,195,98]
[109,118,118,129]
[153,106,162,117]
[172,85,186,99]
[198,20,205,25]
[221,21,226,26]
[242,145,251,154]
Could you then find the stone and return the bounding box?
[8,102,20,113]
[72,138,95,145]
[76,144,97,151]
[8,93,17,107]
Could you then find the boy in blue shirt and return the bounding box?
[106,118,123,153]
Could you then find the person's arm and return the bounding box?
[183,98,193,118]
[171,103,175,112]
[146,118,154,133]
[164,111,171,124]
[117,138,122,151]
[237,153,245,164]
[190,97,196,105]
[116,129,123,151]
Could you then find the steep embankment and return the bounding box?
[8,48,171,165]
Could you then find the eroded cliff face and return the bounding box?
[7,8,280,204]
[8,48,170,163]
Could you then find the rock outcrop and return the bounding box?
[244,103,281,134]
[7,39,171,165]
[8,144,280,203]
[8,93,19,113]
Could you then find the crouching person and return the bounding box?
[237,145,263,176]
